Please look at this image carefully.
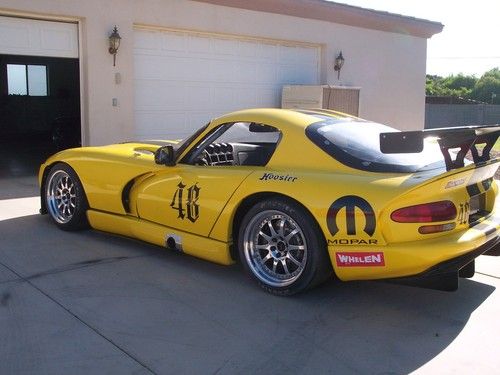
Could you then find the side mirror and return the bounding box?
[154,145,176,166]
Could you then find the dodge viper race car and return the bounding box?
[39,108,500,295]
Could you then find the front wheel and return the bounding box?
[45,163,89,231]
[238,198,331,295]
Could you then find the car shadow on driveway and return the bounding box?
[0,214,495,374]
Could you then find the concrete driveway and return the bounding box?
[0,188,499,374]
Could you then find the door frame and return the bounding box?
[0,10,87,145]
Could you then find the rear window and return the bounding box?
[306,119,445,173]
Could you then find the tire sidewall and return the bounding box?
[238,198,326,295]
[45,162,89,231]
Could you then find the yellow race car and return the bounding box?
[39,109,500,295]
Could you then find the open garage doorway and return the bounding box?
[0,16,80,199]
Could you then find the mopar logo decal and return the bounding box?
[170,181,200,223]
[327,195,376,236]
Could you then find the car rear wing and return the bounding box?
[380,124,500,171]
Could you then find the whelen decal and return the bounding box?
[335,252,385,267]
[170,181,200,223]
[327,195,376,236]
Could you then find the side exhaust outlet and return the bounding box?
[165,234,183,252]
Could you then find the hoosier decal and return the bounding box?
[336,252,385,267]
[259,173,297,182]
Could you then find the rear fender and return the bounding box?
[381,162,498,244]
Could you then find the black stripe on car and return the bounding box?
[482,177,493,191]
[466,183,481,197]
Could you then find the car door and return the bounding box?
[135,164,254,237]
[135,121,281,237]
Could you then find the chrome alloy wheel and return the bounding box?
[243,210,308,288]
[46,170,77,224]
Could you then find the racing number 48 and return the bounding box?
[170,181,200,223]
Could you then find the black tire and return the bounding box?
[238,198,331,295]
[44,162,89,231]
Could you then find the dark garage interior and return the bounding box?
[0,54,80,185]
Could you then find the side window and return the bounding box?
[182,122,281,167]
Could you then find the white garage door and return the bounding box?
[133,28,320,139]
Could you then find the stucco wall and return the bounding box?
[0,0,427,145]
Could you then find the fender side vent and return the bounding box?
[121,179,135,213]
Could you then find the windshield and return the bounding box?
[306,120,445,173]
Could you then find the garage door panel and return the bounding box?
[236,88,257,108]
[162,33,187,52]
[213,87,239,110]
[211,59,238,82]
[135,81,186,109]
[135,54,191,81]
[190,58,221,82]
[299,64,321,83]
[238,41,258,57]
[135,112,188,139]
[278,65,300,84]
[135,33,189,56]
[256,43,278,61]
[186,85,213,110]
[296,46,320,64]
[256,88,280,107]
[0,24,29,48]
[188,35,212,54]
[41,28,75,53]
[213,38,238,55]
[188,113,213,131]
[134,28,319,138]
[279,45,303,62]
[256,64,277,83]
[235,62,257,83]
[0,16,78,58]
[134,29,160,51]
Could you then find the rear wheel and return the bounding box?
[45,163,89,231]
[238,198,331,295]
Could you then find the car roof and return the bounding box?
[211,108,361,131]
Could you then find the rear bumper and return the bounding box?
[329,210,499,282]
[386,235,499,291]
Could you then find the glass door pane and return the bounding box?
[7,64,27,95]
[27,65,48,96]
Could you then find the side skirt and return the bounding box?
[86,210,234,266]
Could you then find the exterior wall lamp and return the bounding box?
[108,26,121,67]
[334,51,345,80]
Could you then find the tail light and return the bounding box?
[391,201,457,223]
